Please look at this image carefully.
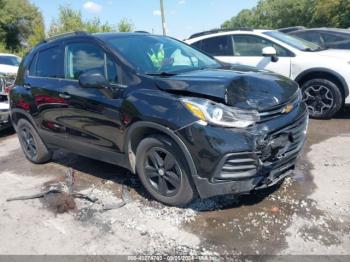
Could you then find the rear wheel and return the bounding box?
[136,136,195,206]
[17,119,52,164]
[301,78,343,119]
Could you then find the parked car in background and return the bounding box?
[10,32,308,206]
[278,26,306,34]
[289,28,350,50]
[0,99,10,131]
[186,29,350,119]
[0,53,20,99]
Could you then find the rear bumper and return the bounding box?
[176,103,308,199]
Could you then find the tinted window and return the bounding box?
[65,43,105,80]
[191,40,202,50]
[293,31,322,45]
[201,36,233,56]
[322,32,348,43]
[36,47,61,77]
[232,35,291,57]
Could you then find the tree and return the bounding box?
[221,0,350,29]
[0,0,45,52]
[48,6,134,36]
[117,18,134,32]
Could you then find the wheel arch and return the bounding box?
[10,109,37,131]
[294,68,349,99]
[124,121,198,179]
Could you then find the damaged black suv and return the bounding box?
[10,32,308,206]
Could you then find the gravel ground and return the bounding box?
[0,107,349,256]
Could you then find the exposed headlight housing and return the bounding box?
[181,97,260,128]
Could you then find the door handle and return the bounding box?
[59,93,71,99]
[23,83,31,90]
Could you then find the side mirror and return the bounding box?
[79,71,107,89]
[262,47,279,62]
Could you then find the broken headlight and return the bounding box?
[181,97,260,128]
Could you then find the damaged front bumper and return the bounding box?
[176,103,308,199]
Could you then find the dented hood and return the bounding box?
[155,67,299,111]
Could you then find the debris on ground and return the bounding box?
[6,168,132,214]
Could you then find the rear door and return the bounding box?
[229,34,292,77]
[58,40,126,160]
[25,44,68,142]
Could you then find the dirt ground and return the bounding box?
[0,107,349,256]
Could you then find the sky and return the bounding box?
[30,0,259,39]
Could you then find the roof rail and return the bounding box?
[40,31,90,44]
[134,30,150,34]
[188,28,253,39]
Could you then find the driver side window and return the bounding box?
[65,43,105,80]
[65,42,119,84]
[232,35,291,57]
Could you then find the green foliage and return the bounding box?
[48,6,134,36]
[117,18,134,32]
[0,0,45,54]
[222,0,350,29]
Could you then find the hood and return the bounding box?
[155,67,299,111]
[315,49,350,60]
[0,64,18,75]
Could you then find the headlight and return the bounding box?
[180,97,259,128]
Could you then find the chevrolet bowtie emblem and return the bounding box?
[283,104,294,113]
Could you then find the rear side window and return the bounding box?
[293,31,322,45]
[200,36,233,56]
[65,43,105,80]
[191,40,202,50]
[33,47,61,77]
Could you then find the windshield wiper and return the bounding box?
[145,72,177,77]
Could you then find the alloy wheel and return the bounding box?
[20,127,37,158]
[303,85,334,115]
[143,147,182,197]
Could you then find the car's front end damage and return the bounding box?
[155,67,309,198]
[176,101,308,198]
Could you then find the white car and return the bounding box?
[0,53,20,97]
[186,29,350,119]
[0,100,10,130]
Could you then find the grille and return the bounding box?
[217,153,259,180]
[258,94,300,122]
[0,75,16,95]
[259,116,308,163]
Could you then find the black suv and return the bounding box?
[10,32,308,206]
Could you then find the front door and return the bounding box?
[58,41,125,159]
[219,34,292,78]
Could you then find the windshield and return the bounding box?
[0,55,21,66]
[264,31,322,51]
[102,34,220,74]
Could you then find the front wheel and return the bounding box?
[301,79,343,119]
[136,136,195,206]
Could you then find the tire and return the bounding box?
[301,78,343,119]
[17,118,52,164]
[136,135,195,206]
